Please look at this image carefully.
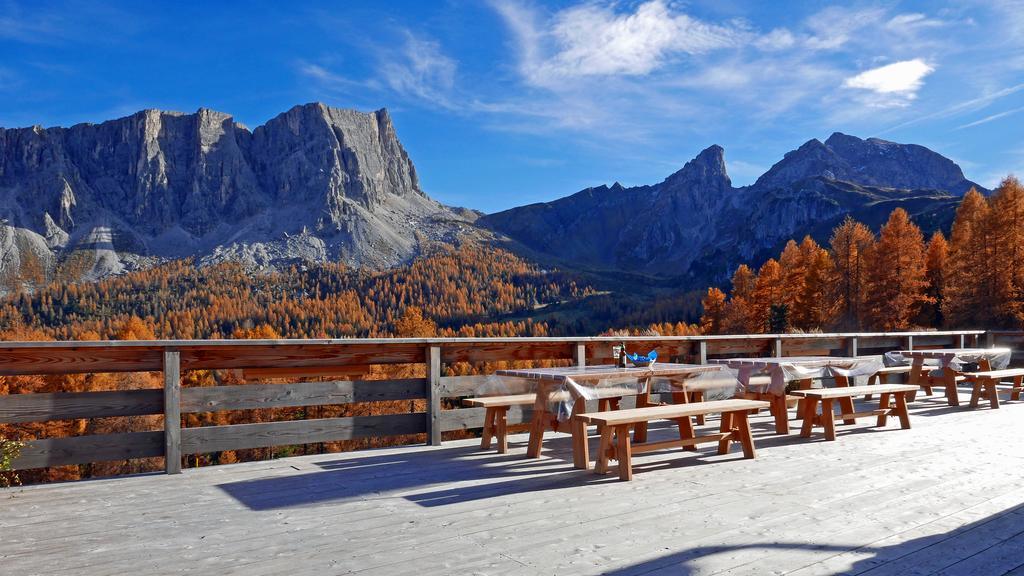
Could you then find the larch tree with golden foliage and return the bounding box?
[699,287,727,335]
[989,176,1024,326]
[830,216,875,330]
[722,264,757,334]
[861,209,930,330]
[918,231,948,327]
[751,259,784,332]
[944,188,994,327]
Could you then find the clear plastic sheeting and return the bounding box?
[894,348,1012,372]
[491,364,730,421]
[710,356,885,396]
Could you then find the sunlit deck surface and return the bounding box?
[5,390,1024,576]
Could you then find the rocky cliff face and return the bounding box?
[0,103,471,284]
[480,133,983,284]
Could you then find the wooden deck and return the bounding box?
[4,389,1024,575]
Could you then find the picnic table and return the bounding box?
[493,363,726,469]
[709,356,884,434]
[894,348,1012,406]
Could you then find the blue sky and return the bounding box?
[1,1,1022,212]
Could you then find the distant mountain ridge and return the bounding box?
[0,104,986,292]
[0,103,476,284]
[480,132,984,284]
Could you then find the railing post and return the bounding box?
[698,340,708,364]
[905,336,914,351]
[774,338,783,358]
[573,342,586,367]
[426,345,442,446]
[163,349,181,475]
[958,333,966,347]
[847,336,858,357]
[986,332,994,348]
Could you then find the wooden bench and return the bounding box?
[574,399,770,481]
[463,394,536,453]
[864,365,914,400]
[963,369,1024,409]
[791,384,916,441]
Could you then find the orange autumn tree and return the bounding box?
[944,188,994,327]
[918,231,948,327]
[830,216,875,330]
[861,209,931,330]
[722,264,757,334]
[699,287,727,334]
[989,176,1024,326]
[751,258,785,331]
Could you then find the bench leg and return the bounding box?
[718,411,734,454]
[1012,376,1023,402]
[877,393,891,427]
[595,425,612,474]
[496,407,509,454]
[735,411,756,459]
[988,380,1000,409]
[771,394,790,435]
[970,380,983,408]
[839,395,857,426]
[481,407,495,450]
[895,392,911,429]
[821,399,837,441]
[678,415,698,452]
[615,424,633,481]
[800,396,818,438]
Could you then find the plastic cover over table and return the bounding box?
[486,364,738,421]
[710,356,885,396]
[886,348,1012,372]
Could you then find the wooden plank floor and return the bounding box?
[4,389,1024,575]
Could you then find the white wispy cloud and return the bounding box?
[803,6,886,50]
[956,105,1024,129]
[843,59,935,107]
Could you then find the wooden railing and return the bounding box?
[0,330,987,475]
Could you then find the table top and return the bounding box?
[494,363,722,383]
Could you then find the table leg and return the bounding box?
[677,415,698,452]
[526,385,552,458]
[1013,376,1023,402]
[835,374,856,425]
[771,393,790,435]
[571,401,589,469]
[634,376,651,444]
[909,358,925,400]
[943,367,960,407]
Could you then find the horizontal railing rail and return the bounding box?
[0,330,987,475]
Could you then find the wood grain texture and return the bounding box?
[427,346,442,446]
[0,347,163,375]
[11,431,164,470]
[441,406,533,431]
[180,343,426,370]
[163,350,181,475]
[180,379,426,413]
[179,413,425,454]
[0,389,163,423]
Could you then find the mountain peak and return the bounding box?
[662,145,731,193]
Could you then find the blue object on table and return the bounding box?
[627,350,657,367]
